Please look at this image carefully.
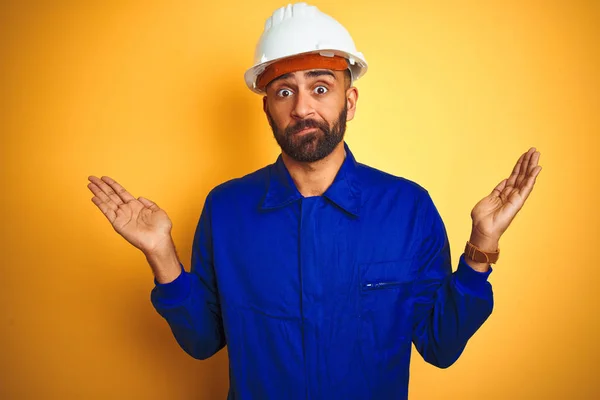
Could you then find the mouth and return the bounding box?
[293,127,319,135]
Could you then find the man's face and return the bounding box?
[263,69,357,163]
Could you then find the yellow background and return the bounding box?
[1,0,598,398]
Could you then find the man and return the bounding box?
[87,3,542,399]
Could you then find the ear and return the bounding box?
[262,95,268,114]
[345,87,358,121]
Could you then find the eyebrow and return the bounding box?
[305,70,336,80]
[269,70,336,87]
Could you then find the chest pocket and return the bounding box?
[359,258,415,336]
[359,258,416,294]
[358,258,416,382]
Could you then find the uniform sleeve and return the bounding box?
[411,191,494,368]
[150,190,226,360]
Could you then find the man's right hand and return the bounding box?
[87,175,182,283]
[87,175,173,254]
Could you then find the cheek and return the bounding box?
[266,103,288,125]
[320,97,345,123]
[268,98,290,115]
[269,112,293,133]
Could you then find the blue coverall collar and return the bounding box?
[261,141,362,217]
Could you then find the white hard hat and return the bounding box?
[244,2,368,94]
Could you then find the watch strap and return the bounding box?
[464,241,500,264]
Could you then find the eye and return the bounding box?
[276,88,293,98]
[314,85,328,95]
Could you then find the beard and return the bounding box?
[266,102,348,163]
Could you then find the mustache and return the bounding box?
[285,119,328,136]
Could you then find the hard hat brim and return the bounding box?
[244,49,368,94]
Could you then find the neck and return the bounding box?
[281,142,346,197]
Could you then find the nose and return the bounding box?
[291,89,315,120]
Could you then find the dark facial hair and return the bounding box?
[266,102,348,163]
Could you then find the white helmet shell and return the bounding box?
[244,3,368,94]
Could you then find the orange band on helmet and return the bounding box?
[256,53,349,91]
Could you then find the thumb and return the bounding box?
[138,196,160,210]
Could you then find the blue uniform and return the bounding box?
[151,142,493,399]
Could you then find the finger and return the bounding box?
[491,178,507,196]
[87,175,125,207]
[527,151,540,174]
[506,152,526,188]
[100,176,136,203]
[87,181,118,211]
[516,150,540,192]
[521,150,540,189]
[519,165,542,202]
[515,148,535,188]
[138,196,160,211]
[91,196,117,223]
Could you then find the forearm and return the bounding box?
[412,192,496,368]
[148,231,225,360]
[151,271,226,360]
[144,239,182,284]
[413,257,493,368]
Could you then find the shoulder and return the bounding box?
[355,161,430,204]
[354,162,444,230]
[206,163,271,205]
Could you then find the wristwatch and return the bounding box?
[464,241,500,264]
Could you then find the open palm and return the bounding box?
[471,147,542,240]
[87,176,173,255]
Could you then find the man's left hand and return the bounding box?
[470,147,542,248]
